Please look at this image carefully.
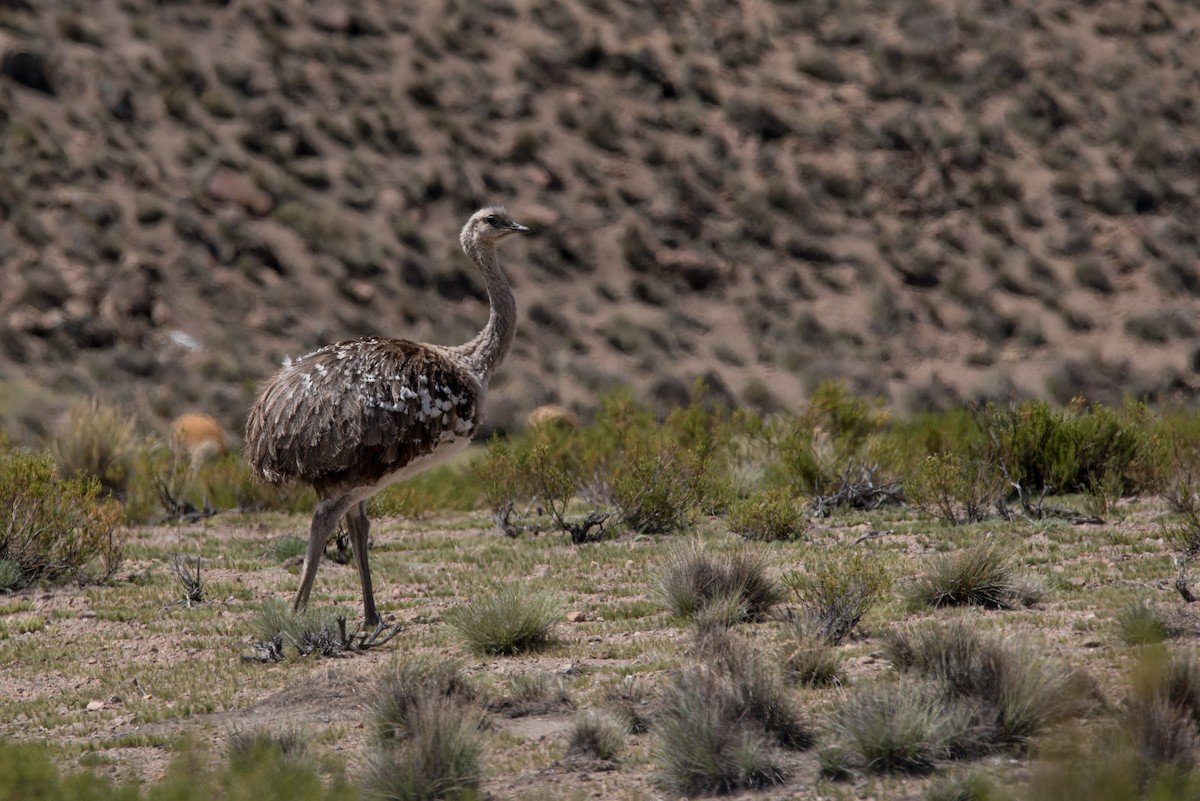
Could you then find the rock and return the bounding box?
[85,700,104,712]
[566,610,587,623]
[1,49,55,95]
[205,168,274,216]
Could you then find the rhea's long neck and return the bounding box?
[456,236,516,384]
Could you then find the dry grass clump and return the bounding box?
[486,670,573,718]
[656,539,783,625]
[883,620,1084,747]
[364,656,486,801]
[828,681,981,776]
[1124,650,1200,775]
[48,396,138,494]
[654,629,810,794]
[780,616,845,687]
[444,586,559,656]
[369,657,476,744]
[567,711,627,762]
[905,542,1042,610]
[226,726,309,766]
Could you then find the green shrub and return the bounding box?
[905,542,1042,610]
[1117,601,1169,646]
[568,711,626,761]
[906,452,1003,524]
[0,449,125,587]
[656,539,783,624]
[264,535,307,564]
[728,488,809,541]
[783,550,890,643]
[444,585,559,655]
[611,442,702,533]
[48,397,137,494]
[0,560,23,593]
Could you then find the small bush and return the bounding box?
[1125,651,1200,773]
[1117,601,1169,646]
[0,560,23,593]
[0,449,125,587]
[612,443,701,534]
[48,397,137,494]
[654,669,786,795]
[925,771,998,801]
[487,671,572,717]
[831,681,979,774]
[783,550,890,643]
[906,452,1003,525]
[727,488,809,541]
[884,620,1083,747]
[697,629,814,750]
[365,695,486,801]
[656,539,783,624]
[568,711,626,761]
[905,542,1042,610]
[370,657,476,744]
[445,585,559,655]
[781,616,845,687]
[251,599,352,658]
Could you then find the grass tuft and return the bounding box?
[567,711,626,761]
[784,550,889,643]
[365,695,486,801]
[656,539,783,624]
[905,542,1042,610]
[369,656,476,744]
[444,585,559,655]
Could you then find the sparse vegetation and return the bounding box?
[656,539,783,624]
[905,542,1042,610]
[444,585,559,656]
[567,711,626,762]
[783,549,890,644]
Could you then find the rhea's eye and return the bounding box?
[486,215,497,225]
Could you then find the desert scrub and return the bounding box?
[364,694,486,801]
[905,541,1042,610]
[727,487,809,541]
[444,585,559,655]
[906,452,1004,525]
[567,711,626,761]
[883,620,1083,747]
[369,656,477,745]
[653,667,787,795]
[783,549,890,643]
[1124,649,1200,774]
[780,616,845,687]
[0,449,124,588]
[48,396,137,494]
[656,539,783,625]
[370,463,481,519]
[829,681,982,775]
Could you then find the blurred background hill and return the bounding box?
[1,0,1198,444]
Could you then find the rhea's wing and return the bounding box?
[245,339,481,485]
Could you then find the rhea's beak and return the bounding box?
[509,222,529,232]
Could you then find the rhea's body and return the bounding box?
[244,207,527,626]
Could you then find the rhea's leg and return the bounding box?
[346,501,380,627]
[294,495,352,615]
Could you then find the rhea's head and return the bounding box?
[461,206,528,251]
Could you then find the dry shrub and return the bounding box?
[656,539,783,625]
[48,396,137,494]
[905,542,1042,610]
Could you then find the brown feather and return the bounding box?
[245,337,482,494]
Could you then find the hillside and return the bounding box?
[1,0,1199,443]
